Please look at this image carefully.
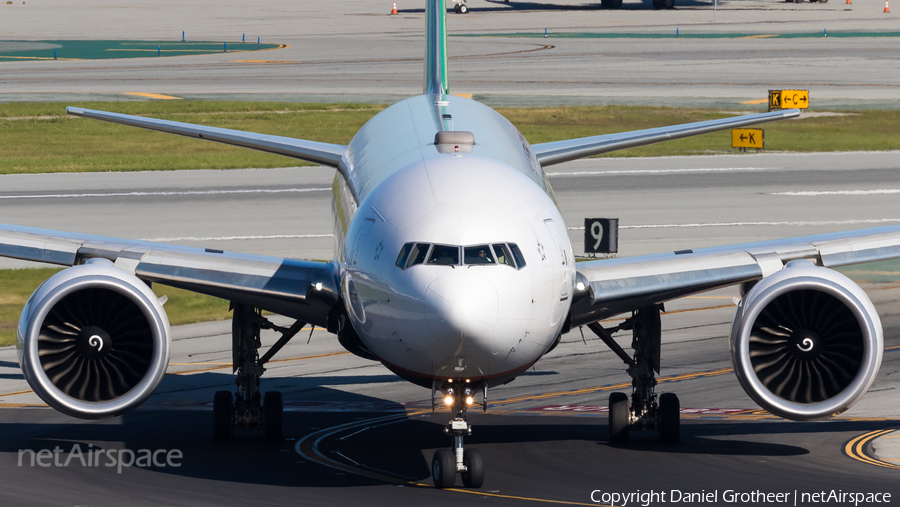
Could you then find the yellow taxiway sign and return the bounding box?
[769,89,809,110]
[732,128,764,149]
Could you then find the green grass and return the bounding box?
[497,106,900,157]
[0,268,231,347]
[0,101,383,174]
[1,102,900,173]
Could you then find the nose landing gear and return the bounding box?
[431,380,486,489]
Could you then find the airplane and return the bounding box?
[2,0,897,490]
[448,0,674,13]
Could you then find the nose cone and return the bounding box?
[425,272,498,351]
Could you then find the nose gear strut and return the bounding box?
[431,379,486,489]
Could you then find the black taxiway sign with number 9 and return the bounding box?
[584,218,618,254]
[732,128,764,149]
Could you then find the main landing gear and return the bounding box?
[213,304,306,442]
[431,379,486,489]
[588,304,680,444]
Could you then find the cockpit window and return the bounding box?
[395,243,414,269]
[509,243,526,269]
[396,242,523,269]
[464,245,494,265]
[406,243,430,268]
[428,245,460,266]
[492,244,513,267]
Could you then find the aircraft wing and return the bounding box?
[532,109,800,166]
[66,107,347,168]
[569,225,900,326]
[0,223,339,328]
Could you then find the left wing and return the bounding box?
[569,225,900,326]
[0,223,339,327]
[532,109,800,167]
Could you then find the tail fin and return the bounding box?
[424,0,449,95]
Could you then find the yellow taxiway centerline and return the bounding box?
[123,92,182,100]
[295,410,610,506]
[843,429,900,470]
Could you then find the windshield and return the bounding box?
[464,245,495,265]
[428,245,460,266]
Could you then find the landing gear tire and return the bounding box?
[459,4,468,13]
[432,448,457,489]
[658,392,680,443]
[461,449,485,488]
[608,392,630,443]
[454,3,461,12]
[264,391,283,441]
[213,390,234,441]
[663,0,675,8]
[652,0,663,8]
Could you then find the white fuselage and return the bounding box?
[333,94,575,386]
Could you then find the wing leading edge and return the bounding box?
[532,109,801,167]
[0,223,339,327]
[570,225,900,326]
[66,107,347,168]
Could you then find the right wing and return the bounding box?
[66,107,347,168]
[0,223,339,328]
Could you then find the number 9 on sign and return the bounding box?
[591,221,604,250]
[584,218,618,254]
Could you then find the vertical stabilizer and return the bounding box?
[424,0,449,95]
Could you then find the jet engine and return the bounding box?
[730,259,882,421]
[17,259,170,419]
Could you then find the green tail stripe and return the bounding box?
[424,0,449,95]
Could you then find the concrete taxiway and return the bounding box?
[0,0,898,107]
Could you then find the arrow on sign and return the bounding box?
[740,134,747,141]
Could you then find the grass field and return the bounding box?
[1,101,899,173]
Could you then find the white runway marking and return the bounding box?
[567,218,900,231]
[771,189,900,196]
[546,167,775,177]
[142,233,333,242]
[0,188,331,200]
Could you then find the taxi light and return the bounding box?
[444,396,454,406]
[314,282,323,291]
[465,396,474,405]
[576,281,586,291]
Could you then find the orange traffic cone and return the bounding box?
[886,0,890,12]
[391,1,397,14]
[845,0,850,4]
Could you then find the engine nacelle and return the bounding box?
[17,259,170,419]
[730,259,882,421]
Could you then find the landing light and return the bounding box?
[576,282,586,291]
[444,396,454,406]
[465,396,474,405]
[314,282,323,291]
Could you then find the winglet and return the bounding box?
[424,0,449,96]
